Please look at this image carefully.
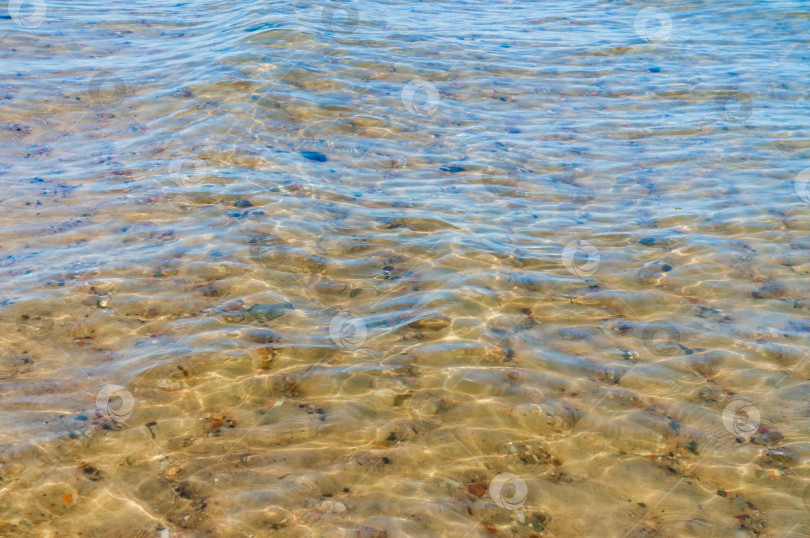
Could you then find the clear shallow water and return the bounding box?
[1,0,810,535]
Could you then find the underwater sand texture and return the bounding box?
[1,0,810,536]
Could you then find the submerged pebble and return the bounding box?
[244,328,282,343]
[301,151,328,162]
[248,302,294,321]
[752,282,789,299]
[440,166,465,173]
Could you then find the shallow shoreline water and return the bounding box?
[1,1,810,536]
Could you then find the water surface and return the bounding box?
[1,0,810,536]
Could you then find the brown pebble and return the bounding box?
[166,465,182,477]
[752,282,788,299]
[244,328,281,344]
[407,315,451,331]
[480,521,497,534]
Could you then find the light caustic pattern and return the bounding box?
[0,0,809,536]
